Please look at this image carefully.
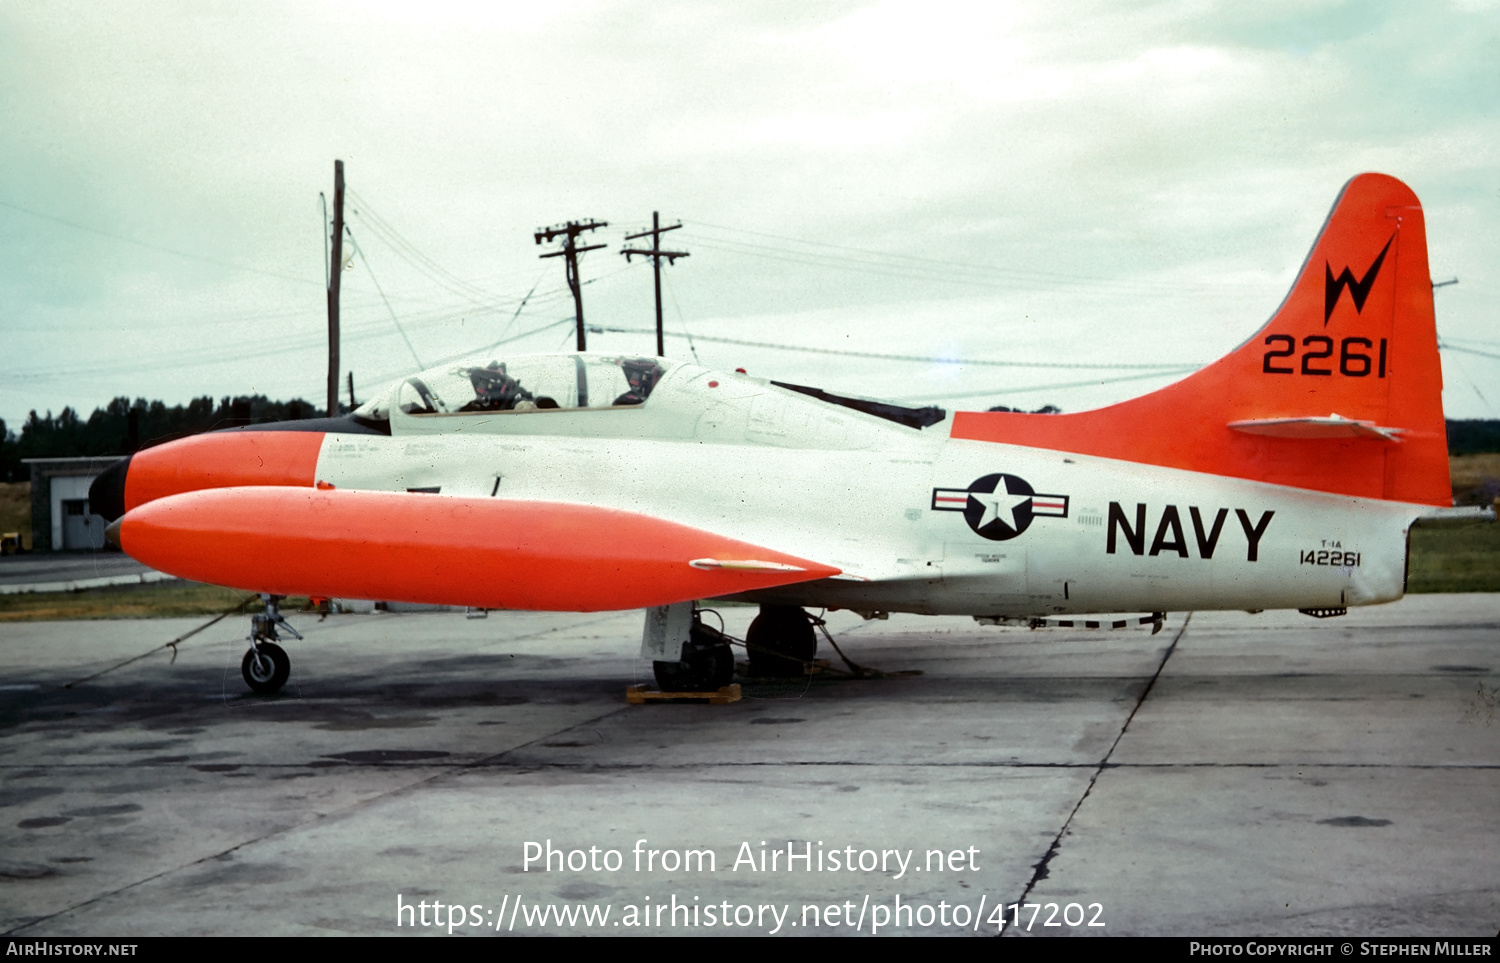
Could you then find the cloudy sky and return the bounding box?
[3,0,1497,433]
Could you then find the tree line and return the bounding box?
[1449,419,1500,456]
[0,396,321,482]
[1,396,1497,485]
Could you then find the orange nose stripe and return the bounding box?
[124,432,324,512]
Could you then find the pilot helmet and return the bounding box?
[619,358,659,391]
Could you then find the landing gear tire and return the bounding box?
[242,642,290,694]
[745,605,816,678]
[653,623,734,692]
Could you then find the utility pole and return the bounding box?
[621,212,689,357]
[326,160,345,417]
[535,219,608,351]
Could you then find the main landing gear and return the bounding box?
[646,604,820,691]
[242,594,301,694]
[744,605,817,678]
[652,619,735,693]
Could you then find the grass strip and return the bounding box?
[0,523,1494,622]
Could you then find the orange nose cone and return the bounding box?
[123,431,324,513]
[117,487,841,612]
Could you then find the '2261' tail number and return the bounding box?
[1264,336,1387,377]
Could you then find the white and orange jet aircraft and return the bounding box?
[92,173,1469,694]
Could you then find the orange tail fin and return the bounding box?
[952,173,1450,506]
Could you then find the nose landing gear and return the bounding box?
[242,641,290,693]
[242,595,301,694]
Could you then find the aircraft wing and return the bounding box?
[113,486,842,612]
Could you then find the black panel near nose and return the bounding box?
[89,456,132,522]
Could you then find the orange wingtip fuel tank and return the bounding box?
[951,173,1450,506]
[123,431,324,513]
[117,487,842,612]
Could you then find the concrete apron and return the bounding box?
[0,596,1496,936]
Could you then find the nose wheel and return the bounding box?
[242,641,290,693]
[242,595,301,694]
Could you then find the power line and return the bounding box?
[585,325,1200,371]
[345,223,424,369]
[1439,341,1500,363]
[1443,353,1492,411]
[347,189,527,308]
[662,270,701,364]
[10,304,460,383]
[683,219,1277,297]
[889,368,1195,403]
[354,317,578,395]
[10,257,629,386]
[1442,335,1500,348]
[688,217,1091,283]
[492,272,547,347]
[0,197,320,286]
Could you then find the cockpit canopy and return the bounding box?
[356,354,668,422]
[350,351,946,445]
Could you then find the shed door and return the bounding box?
[62,499,106,550]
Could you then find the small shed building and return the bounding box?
[23,457,124,551]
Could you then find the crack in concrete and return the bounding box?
[1000,612,1194,936]
[0,702,634,936]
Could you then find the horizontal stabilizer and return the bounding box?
[1227,414,1404,441]
[117,487,841,612]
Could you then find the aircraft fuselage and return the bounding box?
[307,365,1418,618]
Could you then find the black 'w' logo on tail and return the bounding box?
[1324,234,1394,325]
